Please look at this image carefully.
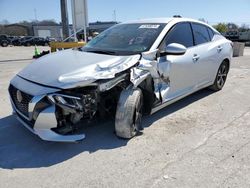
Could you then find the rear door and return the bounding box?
[191,23,216,86]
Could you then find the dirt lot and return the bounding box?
[0,46,250,188]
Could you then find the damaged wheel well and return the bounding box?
[99,72,155,116]
[137,76,155,114]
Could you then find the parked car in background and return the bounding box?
[7,36,15,41]
[46,37,56,42]
[224,31,239,41]
[9,17,233,142]
[0,34,10,47]
[21,37,50,46]
[12,36,33,46]
[10,36,22,46]
[8,36,21,46]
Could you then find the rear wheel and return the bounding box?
[115,88,143,139]
[209,61,229,91]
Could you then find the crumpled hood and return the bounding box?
[18,49,140,89]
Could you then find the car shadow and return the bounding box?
[142,89,214,128]
[0,89,214,169]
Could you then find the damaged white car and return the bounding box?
[9,17,233,142]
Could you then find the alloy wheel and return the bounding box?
[217,64,228,89]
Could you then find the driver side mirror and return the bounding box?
[159,43,187,57]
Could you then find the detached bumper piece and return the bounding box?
[9,83,85,142]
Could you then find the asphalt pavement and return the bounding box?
[0,46,250,188]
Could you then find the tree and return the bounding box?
[213,23,228,33]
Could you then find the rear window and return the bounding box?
[207,28,215,40]
[192,23,210,45]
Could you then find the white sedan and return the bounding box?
[9,17,233,142]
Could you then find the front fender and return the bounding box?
[130,68,151,88]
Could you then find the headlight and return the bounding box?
[48,94,83,112]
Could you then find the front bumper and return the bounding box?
[14,111,85,142]
[9,76,85,142]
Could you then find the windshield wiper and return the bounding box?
[86,50,116,55]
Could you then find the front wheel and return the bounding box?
[1,41,8,47]
[115,88,143,139]
[209,61,229,91]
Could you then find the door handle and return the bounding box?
[193,54,200,62]
[217,46,223,52]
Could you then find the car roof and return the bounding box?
[122,17,217,33]
[123,17,174,24]
[122,17,210,26]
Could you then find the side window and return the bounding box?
[207,28,215,41]
[164,22,194,48]
[192,23,211,45]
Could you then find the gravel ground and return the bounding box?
[0,46,250,188]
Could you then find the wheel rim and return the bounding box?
[217,64,228,88]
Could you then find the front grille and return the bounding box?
[9,84,33,117]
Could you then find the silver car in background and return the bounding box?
[9,17,233,142]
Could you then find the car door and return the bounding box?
[191,23,215,87]
[157,22,199,101]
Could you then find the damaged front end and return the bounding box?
[9,48,171,142]
[9,80,88,142]
[9,72,129,142]
[48,87,99,136]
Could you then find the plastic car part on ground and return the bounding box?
[33,50,50,59]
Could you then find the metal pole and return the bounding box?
[34,8,37,21]
[83,0,88,42]
[71,0,77,41]
[84,23,87,42]
[60,0,69,40]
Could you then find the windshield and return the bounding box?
[82,23,166,55]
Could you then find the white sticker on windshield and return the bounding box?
[139,24,160,29]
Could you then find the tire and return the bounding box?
[209,61,229,91]
[115,88,143,139]
[1,41,8,47]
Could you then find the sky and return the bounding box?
[0,0,250,25]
